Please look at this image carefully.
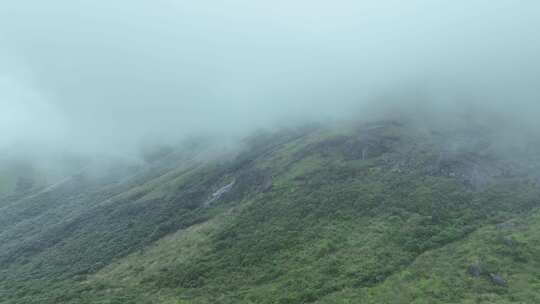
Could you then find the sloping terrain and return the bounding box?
[1,121,540,303]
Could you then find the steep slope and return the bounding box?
[320,207,540,303]
[1,121,540,303]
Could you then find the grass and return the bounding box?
[2,122,540,303]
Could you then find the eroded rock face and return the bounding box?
[343,136,393,161]
[422,127,503,188]
[212,180,235,198]
[204,180,235,207]
[434,151,510,188]
[299,121,401,161]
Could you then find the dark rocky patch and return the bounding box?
[501,236,514,247]
[434,151,511,188]
[299,123,400,161]
[468,264,484,277]
[489,273,508,287]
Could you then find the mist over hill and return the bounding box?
[1,1,540,158]
[2,1,540,303]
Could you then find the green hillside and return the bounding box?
[2,121,540,303]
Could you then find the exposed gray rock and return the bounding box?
[295,121,401,162]
[496,221,516,230]
[468,264,483,277]
[489,273,507,286]
[204,179,235,207]
[212,180,235,198]
[434,151,509,189]
[502,236,514,247]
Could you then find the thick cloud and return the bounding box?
[1,0,539,156]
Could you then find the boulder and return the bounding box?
[496,221,516,230]
[489,273,507,286]
[502,236,514,247]
[468,264,483,277]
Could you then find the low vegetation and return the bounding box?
[2,121,540,303]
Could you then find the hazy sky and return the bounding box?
[1,1,540,156]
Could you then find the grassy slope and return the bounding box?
[321,207,540,304]
[2,122,540,303]
[86,200,540,304]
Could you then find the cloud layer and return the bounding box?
[1,0,540,156]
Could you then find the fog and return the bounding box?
[1,0,540,159]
